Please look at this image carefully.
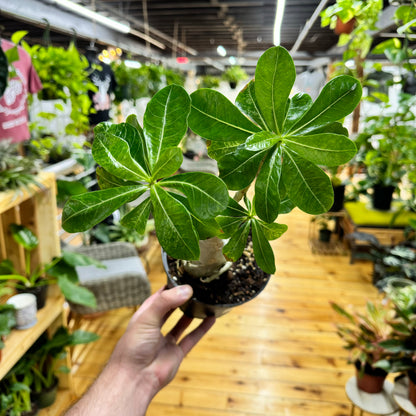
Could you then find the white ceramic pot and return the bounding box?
[6,293,37,330]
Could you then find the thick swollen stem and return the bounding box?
[182,237,232,281]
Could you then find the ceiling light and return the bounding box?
[229,56,237,65]
[125,60,142,68]
[51,0,130,33]
[273,0,286,45]
[217,45,227,57]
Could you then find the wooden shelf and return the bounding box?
[0,290,66,380]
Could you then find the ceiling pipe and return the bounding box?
[290,0,330,54]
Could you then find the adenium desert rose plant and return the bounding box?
[62,46,361,288]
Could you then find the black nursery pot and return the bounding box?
[32,377,59,409]
[18,285,48,310]
[372,184,395,211]
[162,250,270,319]
[329,184,345,212]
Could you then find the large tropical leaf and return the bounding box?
[143,85,191,169]
[255,46,296,133]
[150,185,200,260]
[251,220,276,274]
[62,186,146,232]
[120,197,152,234]
[189,88,260,141]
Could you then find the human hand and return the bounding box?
[109,285,216,396]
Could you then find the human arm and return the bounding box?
[64,285,215,416]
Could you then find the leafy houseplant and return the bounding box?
[222,65,248,89]
[0,304,16,351]
[331,300,395,392]
[0,373,35,416]
[62,46,361,317]
[0,224,99,309]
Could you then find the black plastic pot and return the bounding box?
[32,377,59,409]
[18,285,48,310]
[329,184,345,212]
[319,229,332,243]
[162,250,270,319]
[372,184,395,211]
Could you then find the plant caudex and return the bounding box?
[62,46,361,278]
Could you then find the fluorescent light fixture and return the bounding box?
[229,56,237,65]
[51,0,130,33]
[124,60,142,69]
[217,45,227,57]
[273,0,286,45]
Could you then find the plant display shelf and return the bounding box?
[0,288,72,389]
[0,171,60,273]
[309,211,349,256]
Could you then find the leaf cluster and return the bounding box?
[62,46,360,275]
[0,224,100,308]
[222,65,248,83]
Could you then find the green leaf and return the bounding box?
[69,329,100,345]
[289,75,362,135]
[62,186,146,232]
[151,185,199,260]
[223,221,251,262]
[11,31,28,46]
[96,167,137,190]
[61,251,105,269]
[218,147,268,190]
[151,147,183,180]
[244,131,280,151]
[283,93,313,133]
[93,125,150,181]
[258,221,288,240]
[255,146,282,223]
[207,140,241,160]
[10,224,38,251]
[143,85,191,168]
[235,80,268,130]
[255,46,296,134]
[282,148,333,214]
[216,198,249,237]
[251,220,275,274]
[120,197,152,234]
[283,133,357,166]
[57,275,97,308]
[161,172,229,219]
[189,88,260,141]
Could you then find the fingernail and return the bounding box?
[177,285,193,299]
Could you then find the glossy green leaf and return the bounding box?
[216,198,249,238]
[278,180,296,214]
[251,220,275,274]
[93,126,150,181]
[120,197,152,234]
[96,167,137,190]
[161,172,228,219]
[259,221,288,240]
[283,133,357,166]
[283,93,313,133]
[306,122,349,136]
[207,140,241,160]
[57,276,97,308]
[282,148,333,214]
[218,148,268,190]
[244,131,279,151]
[289,75,362,135]
[151,147,183,180]
[10,224,38,251]
[255,146,282,223]
[189,88,260,141]
[62,186,146,232]
[236,80,268,130]
[61,251,105,269]
[255,46,296,133]
[125,114,150,170]
[151,185,199,260]
[143,85,191,168]
[223,221,251,262]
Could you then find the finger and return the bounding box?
[137,285,193,327]
[168,314,193,342]
[179,316,216,356]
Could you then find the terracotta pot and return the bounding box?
[334,17,356,35]
[355,361,388,393]
[162,250,270,319]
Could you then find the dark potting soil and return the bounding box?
[167,240,270,305]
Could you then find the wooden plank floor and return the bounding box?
[41,208,380,416]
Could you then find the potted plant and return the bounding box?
[331,299,395,393]
[222,65,248,89]
[311,215,333,243]
[354,93,416,210]
[0,224,101,310]
[198,75,221,89]
[21,326,98,409]
[0,302,16,361]
[62,46,361,318]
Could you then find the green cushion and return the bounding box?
[345,201,416,227]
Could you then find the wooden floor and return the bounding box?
[40,208,381,416]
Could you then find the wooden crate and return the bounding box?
[0,171,60,273]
